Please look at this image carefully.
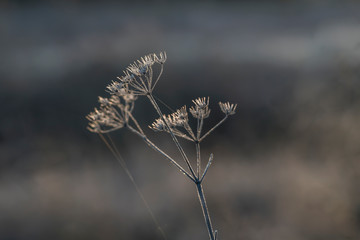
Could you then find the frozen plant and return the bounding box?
[87,52,236,240]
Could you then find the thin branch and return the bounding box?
[196,142,201,179]
[151,64,164,91]
[127,125,195,182]
[147,94,197,180]
[200,154,213,182]
[147,65,153,87]
[184,122,196,141]
[128,111,144,135]
[196,182,215,240]
[198,117,204,139]
[98,133,167,240]
[153,94,175,112]
[199,116,228,142]
[97,126,124,134]
[138,75,149,92]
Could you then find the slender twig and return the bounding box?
[200,115,228,142]
[128,111,144,135]
[98,133,167,240]
[196,142,201,178]
[147,94,197,180]
[151,64,164,91]
[196,182,215,240]
[127,125,195,182]
[153,94,175,112]
[200,154,213,182]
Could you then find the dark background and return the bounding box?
[1,1,360,239]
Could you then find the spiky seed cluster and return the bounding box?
[150,97,237,141]
[149,106,194,141]
[190,97,211,119]
[219,102,237,115]
[127,54,155,76]
[87,105,124,133]
[87,92,137,133]
[150,106,188,130]
[112,52,167,95]
[87,52,166,133]
[171,106,189,126]
[150,118,167,131]
[106,81,137,102]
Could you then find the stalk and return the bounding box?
[196,182,215,240]
[147,93,196,179]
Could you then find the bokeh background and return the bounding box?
[1,0,360,239]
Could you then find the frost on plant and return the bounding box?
[86,52,235,240]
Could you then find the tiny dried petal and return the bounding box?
[153,52,167,64]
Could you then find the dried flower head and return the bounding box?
[112,52,167,95]
[86,107,125,133]
[127,55,155,76]
[106,81,127,96]
[98,96,111,106]
[219,102,237,115]
[149,117,167,131]
[106,80,138,103]
[109,95,121,105]
[170,106,188,126]
[190,97,211,119]
[149,106,194,141]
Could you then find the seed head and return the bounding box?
[98,96,111,106]
[149,117,167,131]
[109,95,121,106]
[219,102,237,115]
[190,97,211,119]
[170,106,188,126]
[106,81,127,96]
[86,107,124,133]
[117,71,134,84]
[127,54,155,76]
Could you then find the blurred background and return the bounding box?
[1,0,360,239]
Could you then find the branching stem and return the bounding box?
[127,125,195,182]
[196,182,215,240]
[147,94,197,179]
[200,115,228,142]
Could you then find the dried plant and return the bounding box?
[87,52,236,240]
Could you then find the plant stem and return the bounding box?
[147,94,197,179]
[127,125,195,182]
[200,115,228,142]
[196,142,201,178]
[196,182,215,240]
